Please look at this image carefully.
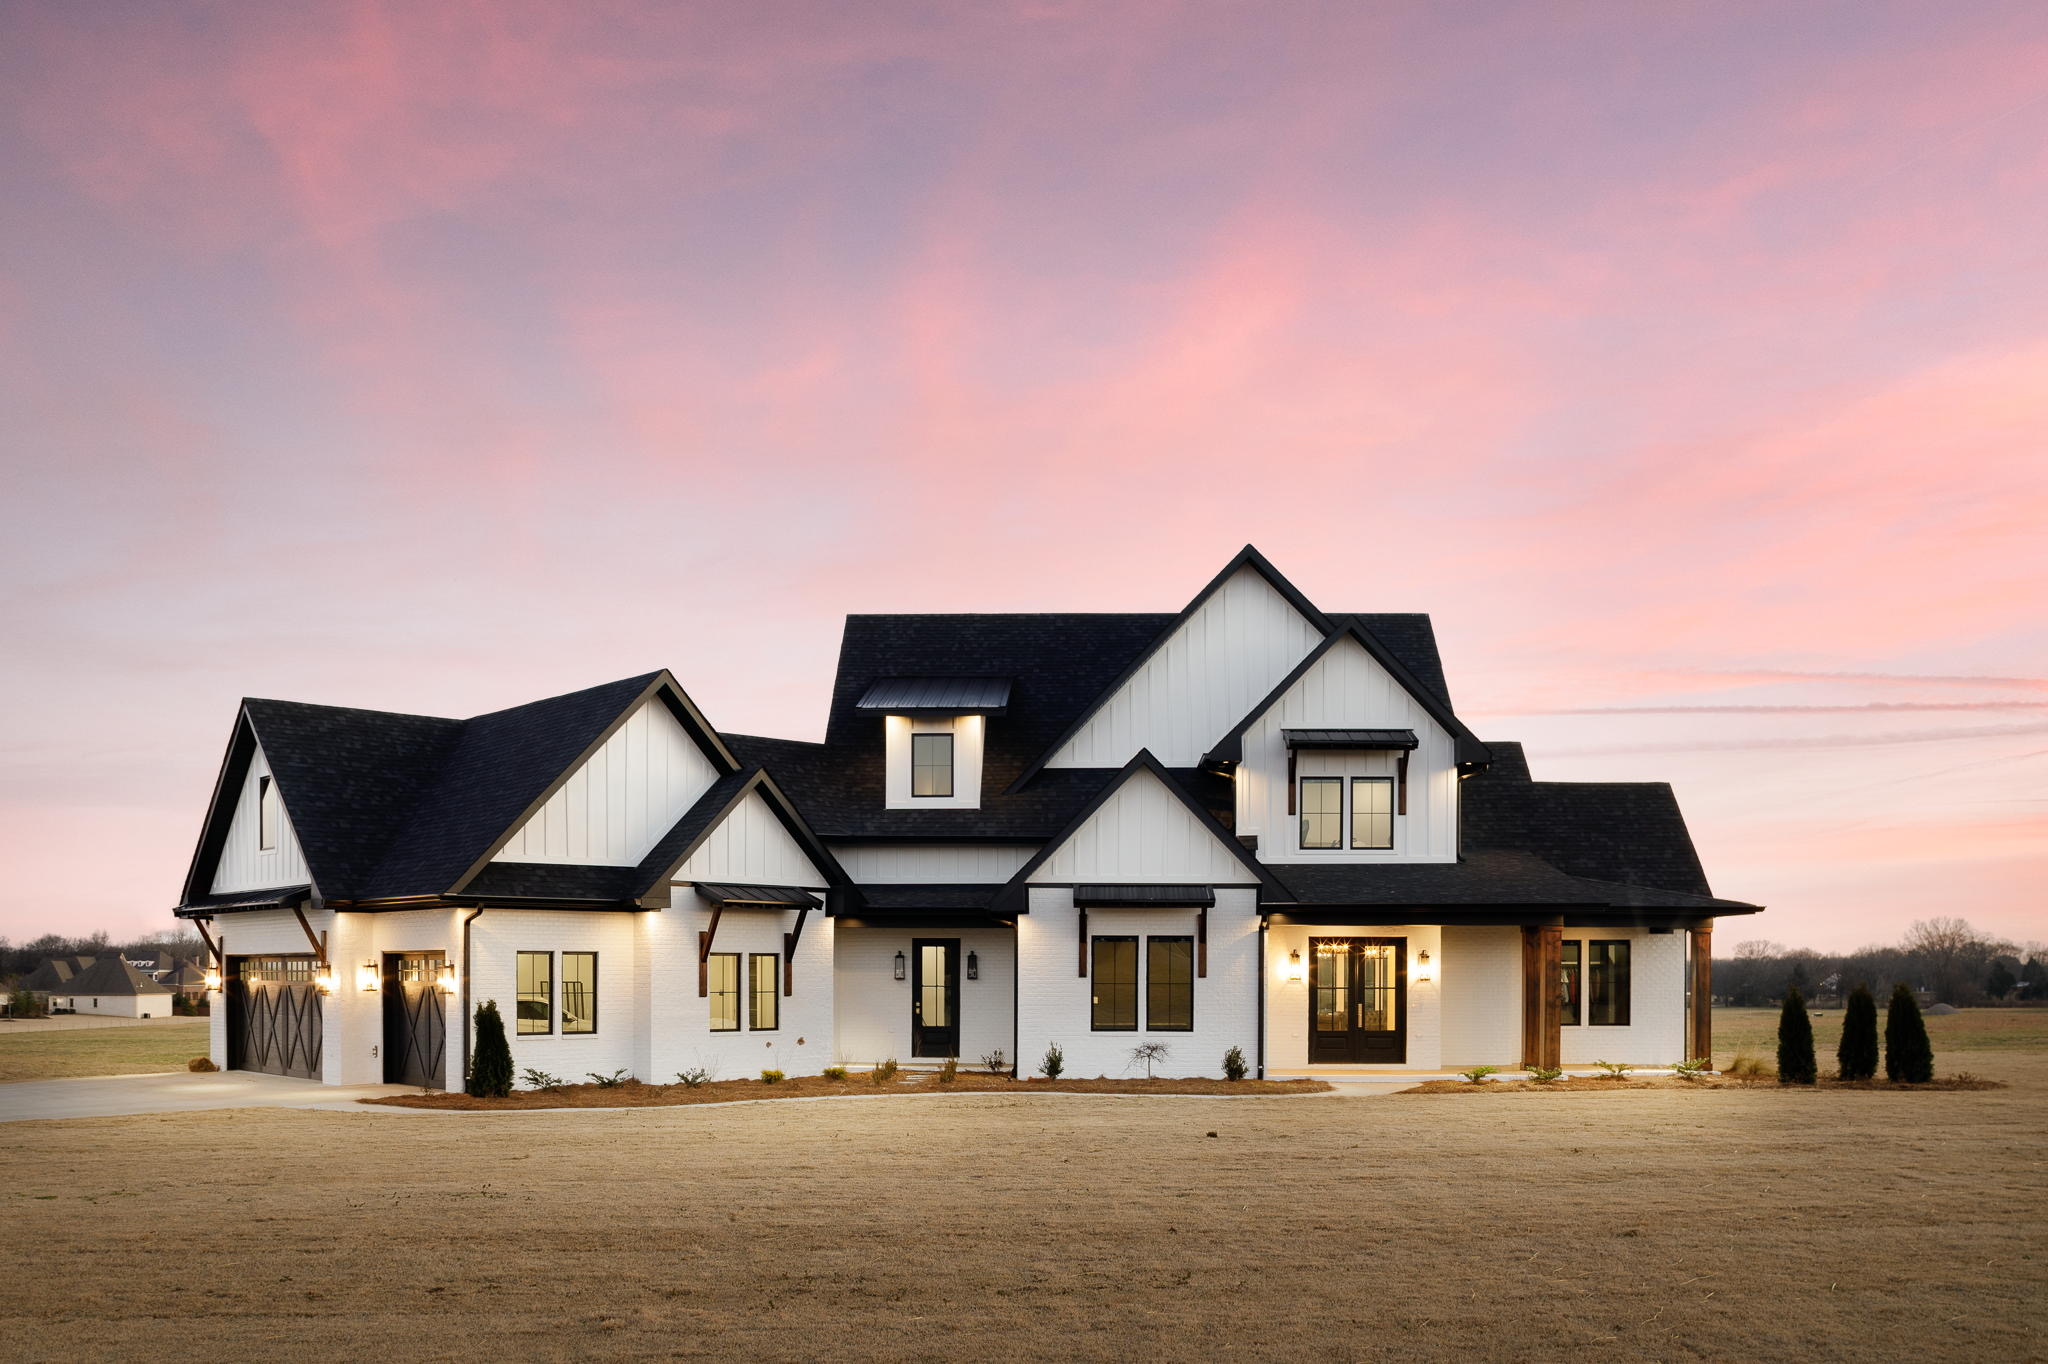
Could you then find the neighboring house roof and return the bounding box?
[63,957,173,996]
[19,958,81,992]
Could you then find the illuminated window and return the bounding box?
[561,952,596,1034]
[911,733,954,797]
[707,954,740,1031]
[1090,937,1138,1030]
[1146,937,1194,1031]
[1350,777,1394,850]
[1299,777,1342,849]
[516,952,552,1035]
[749,954,779,1031]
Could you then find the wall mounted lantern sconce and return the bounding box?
[203,969,223,993]
[359,961,380,992]
[1414,949,1433,983]
[1286,949,1303,983]
[966,951,979,980]
[893,951,907,981]
[314,967,338,996]
[435,962,457,994]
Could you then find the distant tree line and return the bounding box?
[0,929,209,982]
[1716,917,2044,1008]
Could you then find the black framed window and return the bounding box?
[706,954,740,1031]
[562,952,597,1034]
[516,951,552,1035]
[1350,777,1394,850]
[1146,936,1194,1031]
[1560,941,1582,1026]
[911,732,954,797]
[1299,777,1342,849]
[1587,940,1630,1026]
[749,953,779,1031]
[257,775,278,850]
[1090,937,1138,1030]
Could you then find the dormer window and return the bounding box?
[911,733,954,797]
[258,775,279,851]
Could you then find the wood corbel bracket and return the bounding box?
[783,906,811,997]
[697,904,723,998]
[291,905,328,966]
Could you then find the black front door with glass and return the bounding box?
[911,938,960,1058]
[1309,937,1407,1064]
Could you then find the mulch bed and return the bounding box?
[364,1071,1332,1110]
[1397,1074,2007,1095]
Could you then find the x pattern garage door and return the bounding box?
[229,956,323,1079]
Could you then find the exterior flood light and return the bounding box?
[893,951,907,981]
[359,961,380,992]
[966,951,979,981]
[1286,949,1303,983]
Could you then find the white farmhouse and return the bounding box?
[172,547,1760,1086]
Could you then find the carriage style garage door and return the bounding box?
[383,953,447,1088]
[228,955,323,1079]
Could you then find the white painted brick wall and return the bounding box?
[645,893,835,1082]
[468,909,643,1084]
[832,924,1014,1069]
[1561,927,1686,1066]
[1264,922,1442,1071]
[1016,887,1259,1080]
[1438,925,1522,1067]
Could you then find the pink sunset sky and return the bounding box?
[1,2,2043,952]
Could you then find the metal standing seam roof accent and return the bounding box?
[1072,884,1217,907]
[689,882,822,908]
[1283,729,1420,750]
[854,678,1013,714]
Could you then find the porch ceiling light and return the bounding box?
[893,951,907,981]
[359,961,380,992]
[1286,949,1303,983]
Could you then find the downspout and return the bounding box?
[458,907,484,1090]
[1256,916,1267,1080]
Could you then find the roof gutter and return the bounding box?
[458,907,483,1094]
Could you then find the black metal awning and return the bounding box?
[854,677,1012,715]
[1072,884,1216,908]
[691,883,822,909]
[1283,728,1419,751]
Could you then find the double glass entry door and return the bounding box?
[1309,937,1407,1064]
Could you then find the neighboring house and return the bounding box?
[171,547,1760,1087]
[28,956,176,1017]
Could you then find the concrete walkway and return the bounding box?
[0,1070,415,1122]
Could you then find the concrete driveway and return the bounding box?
[0,1070,415,1122]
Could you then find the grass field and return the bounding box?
[1713,1005,2048,1071]
[0,1019,209,1082]
[1,1009,2042,1361]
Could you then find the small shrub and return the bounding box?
[1672,1057,1710,1079]
[519,1068,563,1091]
[1526,1066,1564,1084]
[586,1069,630,1089]
[1459,1065,1500,1084]
[1885,983,1934,1083]
[1776,987,1817,1085]
[674,1068,713,1088]
[187,1056,218,1072]
[871,1058,899,1085]
[759,1069,785,1084]
[466,1000,513,1098]
[981,1049,1008,1076]
[937,1057,958,1084]
[821,1066,849,1081]
[1040,1043,1065,1080]
[1727,1054,1774,1079]
[1593,1060,1633,1079]
[1837,984,1879,1081]
[8,987,48,1018]
[1222,1045,1248,1081]
[1129,1042,1171,1078]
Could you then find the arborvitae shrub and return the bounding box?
[1039,1043,1065,1080]
[1885,983,1934,1083]
[467,999,513,1097]
[1221,1045,1248,1081]
[1836,985,1879,1081]
[1776,987,1817,1085]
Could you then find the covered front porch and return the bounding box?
[1261,912,1715,1075]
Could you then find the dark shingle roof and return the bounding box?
[852,884,1003,912]
[63,956,173,996]
[19,959,80,991]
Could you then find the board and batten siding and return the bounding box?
[1235,635,1460,862]
[494,699,719,867]
[1047,566,1322,769]
[832,843,1034,884]
[671,790,829,889]
[211,746,311,894]
[1028,768,1255,886]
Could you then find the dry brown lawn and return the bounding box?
[0,1018,208,1082]
[4,1044,2043,1361]
[369,1071,1328,1109]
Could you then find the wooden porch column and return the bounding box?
[1520,921,1563,1070]
[1688,923,1714,1065]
